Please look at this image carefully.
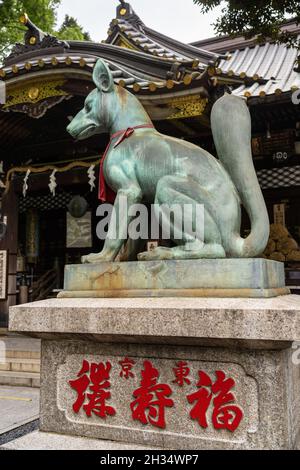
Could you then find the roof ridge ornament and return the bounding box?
[116,1,145,30]
[4,13,69,66]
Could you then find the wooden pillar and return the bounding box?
[0,187,18,327]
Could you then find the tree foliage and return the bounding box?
[0,0,60,57]
[193,0,300,47]
[57,14,91,41]
[0,0,91,62]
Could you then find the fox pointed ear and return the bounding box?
[93,59,114,93]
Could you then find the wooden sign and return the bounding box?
[67,212,92,248]
[0,250,8,300]
[274,204,286,227]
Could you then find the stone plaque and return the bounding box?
[55,352,258,447]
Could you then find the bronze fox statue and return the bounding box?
[67,59,269,264]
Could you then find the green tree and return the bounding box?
[57,14,91,41]
[0,0,91,63]
[0,0,61,58]
[193,0,300,47]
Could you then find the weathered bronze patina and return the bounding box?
[67,59,269,264]
[59,258,289,299]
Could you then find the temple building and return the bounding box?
[0,1,300,325]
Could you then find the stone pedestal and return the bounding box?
[59,259,289,298]
[6,296,300,450]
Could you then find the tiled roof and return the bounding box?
[0,4,225,97]
[107,17,221,67]
[104,3,263,92]
[3,1,286,100]
[218,39,300,98]
[192,20,300,99]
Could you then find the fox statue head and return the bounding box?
[67,59,151,140]
[67,59,115,140]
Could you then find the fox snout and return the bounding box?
[67,109,98,141]
[66,120,79,139]
[67,111,84,139]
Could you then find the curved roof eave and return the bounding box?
[0,52,213,101]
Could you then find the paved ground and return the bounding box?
[0,336,40,447]
[0,386,40,438]
[1,431,160,450]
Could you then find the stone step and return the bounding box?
[0,335,41,388]
[1,336,41,360]
[0,358,40,373]
[0,371,40,388]
[4,350,40,360]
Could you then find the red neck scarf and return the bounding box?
[99,124,154,203]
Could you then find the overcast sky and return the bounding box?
[56,0,223,44]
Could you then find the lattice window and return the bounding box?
[257,166,300,189]
[19,191,74,213]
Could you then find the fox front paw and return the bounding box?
[81,252,114,264]
[138,247,174,261]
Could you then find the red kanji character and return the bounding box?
[119,357,135,379]
[69,360,116,419]
[187,371,212,428]
[173,361,191,387]
[211,371,243,432]
[69,360,90,413]
[187,370,243,432]
[130,360,174,429]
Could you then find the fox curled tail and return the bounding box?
[211,94,270,257]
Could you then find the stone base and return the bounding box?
[60,287,290,299]
[8,296,300,450]
[59,258,289,299]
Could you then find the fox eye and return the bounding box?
[85,103,91,113]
